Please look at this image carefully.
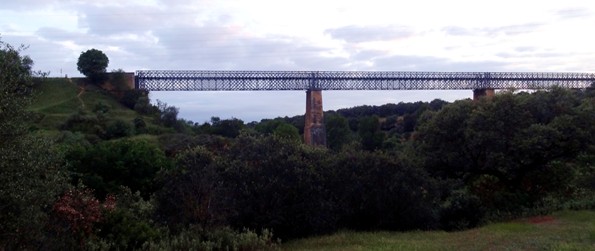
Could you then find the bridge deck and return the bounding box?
[135,70,595,91]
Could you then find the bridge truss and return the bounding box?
[135,70,595,91]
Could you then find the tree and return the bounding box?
[325,114,351,150]
[210,117,245,138]
[415,92,591,212]
[273,122,300,142]
[0,39,68,249]
[68,139,172,198]
[358,116,385,151]
[77,49,109,84]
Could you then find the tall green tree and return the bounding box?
[325,114,351,150]
[358,116,384,151]
[77,48,109,84]
[0,40,68,249]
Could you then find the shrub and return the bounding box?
[68,139,172,198]
[327,150,439,231]
[105,119,134,139]
[439,190,484,231]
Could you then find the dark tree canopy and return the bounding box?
[1,39,68,249]
[77,48,109,83]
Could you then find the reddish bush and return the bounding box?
[52,188,116,238]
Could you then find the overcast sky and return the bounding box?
[2,0,595,122]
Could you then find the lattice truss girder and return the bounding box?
[135,70,595,91]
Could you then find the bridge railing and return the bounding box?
[135,70,595,91]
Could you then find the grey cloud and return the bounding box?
[326,25,414,43]
[76,5,166,36]
[496,47,569,59]
[150,23,346,70]
[36,27,80,41]
[443,23,543,37]
[0,0,67,10]
[442,26,473,36]
[1,34,78,76]
[371,54,509,72]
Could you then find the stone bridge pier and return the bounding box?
[473,88,495,100]
[304,89,326,146]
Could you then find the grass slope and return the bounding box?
[29,77,139,129]
[284,210,595,251]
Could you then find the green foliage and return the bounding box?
[219,135,335,239]
[327,150,439,231]
[272,122,300,142]
[284,210,595,251]
[93,101,110,114]
[0,41,33,139]
[134,96,157,115]
[1,137,69,249]
[325,114,351,150]
[61,109,105,136]
[68,138,172,198]
[209,116,245,138]
[0,40,69,249]
[96,188,160,250]
[133,116,147,134]
[439,189,484,231]
[77,49,109,84]
[105,119,134,139]
[415,90,595,217]
[154,100,184,131]
[357,116,385,151]
[142,227,279,251]
[156,146,222,228]
[120,89,149,110]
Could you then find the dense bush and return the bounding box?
[219,135,336,239]
[415,89,595,218]
[327,150,439,231]
[67,138,172,198]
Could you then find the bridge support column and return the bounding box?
[473,88,495,100]
[304,89,326,146]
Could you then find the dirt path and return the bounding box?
[70,78,86,109]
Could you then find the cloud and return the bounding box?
[77,5,164,36]
[370,54,509,72]
[0,0,64,10]
[326,25,414,43]
[443,23,543,37]
[150,23,346,70]
[556,8,591,19]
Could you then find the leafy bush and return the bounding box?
[120,90,148,109]
[105,119,134,139]
[327,150,439,231]
[68,139,172,198]
[219,135,337,239]
[61,110,105,136]
[439,190,484,231]
[96,188,160,250]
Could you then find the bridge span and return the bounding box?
[135,70,595,146]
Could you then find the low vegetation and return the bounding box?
[284,210,595,251]
[1,40,594,250]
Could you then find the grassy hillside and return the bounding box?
[284,210,595,251]
[29,77,140,130]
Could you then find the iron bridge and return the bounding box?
[135,70,595,91]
